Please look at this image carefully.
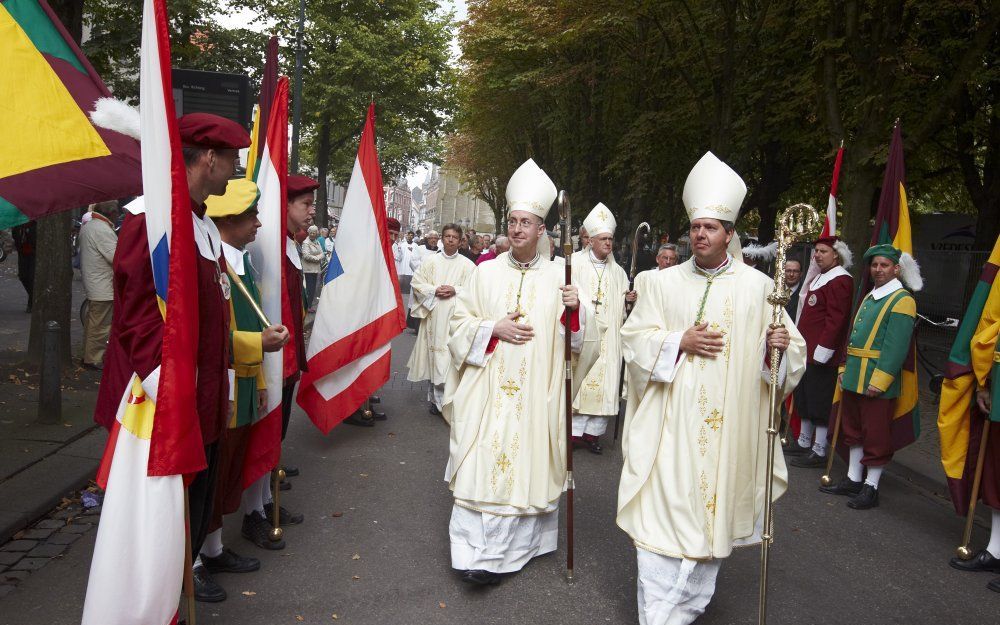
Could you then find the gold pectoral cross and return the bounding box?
[592,287,603,308]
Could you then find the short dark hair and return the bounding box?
[442,223,463,238]
[182,147,207,167]
[719,220,735,233]
[785,258,803,269]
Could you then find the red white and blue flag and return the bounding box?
[297,103,405,433]
[82,0,200,622]
[243,75,289,486]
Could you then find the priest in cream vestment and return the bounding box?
[443,159,586,587]
[406,223,475,416]
[571,202,634,454]
[618,152,806,624]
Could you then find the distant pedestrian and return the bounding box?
[11,221,35,312]
[79,201,119,370]
[301,225,324,312]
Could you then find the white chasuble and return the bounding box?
[571,251,628,416]
[617,257,805,560]
[406,252,475,385]
[444,251,585,513]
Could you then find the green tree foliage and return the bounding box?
[453,0,1000,252]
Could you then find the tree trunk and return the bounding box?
[838,159,880,279]
[315,120,330,229]
[28,0,85,366]
[28,213,74,366]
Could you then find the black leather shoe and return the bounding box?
[202,547,260,574]
[819,477,863,496]
[265,502,304,525]
[847,484,879,509]
[584,436,603,455]
[344,411,375,427]
[193,565,226,602]
[783,442,811,457]
[282,466,300,478]
[950,549,1000,574]
[461,569,502,586]
[988,576,1000,593]
[369,395,382,404]
[790,452,826,468]
[241,511,285,550]
[429,404,442,416]
[279,479,291,491]
[372,408,388,421]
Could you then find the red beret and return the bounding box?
[814,235,839,247]
[177,113,250,149]
[287,175,319,199]
[386,217,401,232]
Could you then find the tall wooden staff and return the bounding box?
[614,222,650,440]
[225,266,285,544]
[759,203,819,625]
[558,190,575,583]
[955,419,991,560]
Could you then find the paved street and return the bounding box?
[0,329,996,624]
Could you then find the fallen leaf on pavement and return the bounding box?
[387,432,396,438]
[439,602,446,609]
[331,615,338,620]
[296,616,304,622]
[331,512,343,518]
[241,591,257,597]
[352,575,360,580]
[351,554,360,560]
[359,473,368,478]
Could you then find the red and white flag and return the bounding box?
[82,0,200,622]
[243,76,289,486]
[297,103,405,433]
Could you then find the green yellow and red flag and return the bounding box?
[938,235,1000,515]
[0,0,140,229]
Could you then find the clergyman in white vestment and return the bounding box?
[443,159,586,586]
[406,223,475,415]
[618,152,806,624]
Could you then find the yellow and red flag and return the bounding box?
[0,0,140,228]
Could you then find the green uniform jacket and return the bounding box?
[841,284,916,399]
[229,250,266,428]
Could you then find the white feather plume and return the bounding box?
[742,240,778,262]
[89,97,140,140]
[832,239,853,269]
[898,252,923,291]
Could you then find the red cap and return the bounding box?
[177,113,251,149]
[386,217,401,232]
[287,175,319,199]
[814,235,839,247]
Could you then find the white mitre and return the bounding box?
[506,159,557,220]
[582,202,616,237]
[682,151,747,262]
[682,152,747,223]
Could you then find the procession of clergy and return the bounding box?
[404,150,1000,623]
[87,108,999,624]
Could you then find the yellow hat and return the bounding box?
[205,179,261,218]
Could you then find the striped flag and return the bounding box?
[0,0,141,229]
[938,235,1000,515]
[243,75,290,487]
[297,103,406,433]
[82,1,200,622]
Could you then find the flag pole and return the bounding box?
[558,190,574,584]
[183,489,197,625]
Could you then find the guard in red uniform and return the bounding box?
[94,113,251,585]
[787,236,854,468]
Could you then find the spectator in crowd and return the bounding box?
[318,227,329,257]
[655,243,679,269]
[301,225,325,312]
[79,201,120,370]
[11,221,36,313]
[460,234,483,262]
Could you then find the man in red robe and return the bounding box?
[93,113,251,599]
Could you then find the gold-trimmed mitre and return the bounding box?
[582,202,616,237]
[505,158,557,221]
[682,152,747,223]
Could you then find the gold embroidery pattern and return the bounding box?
[698,425,708,457]
[705,409,723,431]
[500,379,520,397]
[490,432,519,496]
[697,386,709,416]
[722,298,734,362]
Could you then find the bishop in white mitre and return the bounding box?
[406,223,475,416]
[570,202,634,454]
[617,152,806,624]
[443,159,586,587]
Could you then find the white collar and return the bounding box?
[193,214,220,262]
[221,242,245,275]
[286,236,302,270]
[870,277,903,300]
[589,249,609,265]
[693,254,733,276]
[442,249,459,259]
[809,264,850,291]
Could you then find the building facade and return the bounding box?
[415,165,496,235]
